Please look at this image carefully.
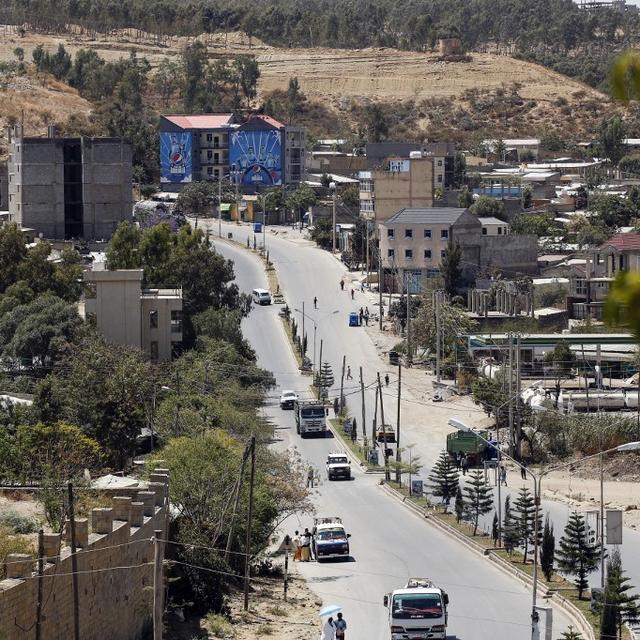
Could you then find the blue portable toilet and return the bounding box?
[253,222,262,233]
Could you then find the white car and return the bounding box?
[280,390,299,410]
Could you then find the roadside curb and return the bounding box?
[379,483,595,640]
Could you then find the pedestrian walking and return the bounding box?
[314,296,318,309]
[461,453,469,476]
[360,281,365,293]
[340,279,345,291]
[301,528,312,562]
[455,451,461,470]
[500,464,507,486]
[364,308,369,325]
[293,530,302,561]
[320,617,336,640]
[520,459,528,480]
[384,373,390,387]
[359,307,364,324]
[346,366,352,380]
[350,288,354,300]
[334,612,347,639]
[307,467,315,488]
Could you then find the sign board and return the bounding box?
[160,132,193,184]
[230,129,282,187]
[388,159,410,173]
[606,510,623,545]
[411,480,424,496]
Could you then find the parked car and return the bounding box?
[280,390,299,409]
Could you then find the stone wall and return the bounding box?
[0,470,169,640]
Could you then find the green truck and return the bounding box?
[446,429,493,466]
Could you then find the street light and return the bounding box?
[216,169,240,238]
[329,181,337,254]
[448,417,640,640]
[293,307,339,374]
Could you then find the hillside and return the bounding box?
[0,26,618,150]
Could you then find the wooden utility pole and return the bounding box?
[67,482,80,640]
[243,436,256,611]
[379,372,390,480]
[406,275,411,364]
[515,333,522,455]
[507,334,514,456]
[36,529,44,640]
[359,367,366,450]
[318,339,324,400]
[153,530,164,640]
[395,363,402,483]
[378,252,383,330]
[434,291,441,382]
[225,447,249,562]
[339,355,346,415]
[373,374,380,447]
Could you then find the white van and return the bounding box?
[252,288,272,305]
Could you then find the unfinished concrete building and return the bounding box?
[7,126,132,240]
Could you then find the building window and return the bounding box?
[405,228,413,239]
[441,229,449,240]
[437,159,443,167]
[482,227,487,235]
[387,228,394,239]
[206,133,213,142]
[574,278,587,296]
[207,150,213,160]
[207,166,213,175]
[360,200,374,213]
[214,169,220,179]
[405,249,413,260]
[424,229,431,239]
[498,227,503,235]
[214,154,219,164]
[437,175,443,183]
[150,341,159,361]
[149,310,158,329]
[424,249,432,260]
[171,310,183,333]
[360,179,373,192]
[214,136,219,148]
[441,249,446,258]
[388,249,395,259]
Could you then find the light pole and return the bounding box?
[448,417,640,640]
[216,169,239,238]
[293,307,339,374]
[330,181,337,253]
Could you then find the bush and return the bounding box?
[205,613,234,638]
[0,511,38,534]
[0,528,34,578]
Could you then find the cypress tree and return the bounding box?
[556,511,599,599]
[454,484,464,523]
[560,626,583,640]
[599,548,640,640]
[503,494,520,555]
[540,515,555,582]
[514,487,536,563]
[462,469,494,535]
[491,511,499,546]
[428,450,459,510]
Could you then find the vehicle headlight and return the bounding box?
[390,626,404,633]
[431,625,445,632]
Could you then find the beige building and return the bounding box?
[479,217,509,236]
[84,269,182,361]
[359,157,433,222]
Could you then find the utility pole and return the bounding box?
[379,372,390,480]
[330,181,337,253]
[508,334,515,457]
[378,251,383,330]
[67,483,80,640]
[243,436,256,611]
[359,367,367,452]
[339,355,346,415]
[218,175,223,238]
[406,274,411,365]
[302,301,305,356]
[153,530,164,640]
[225,446,249,562]
[516,333,522,455]
[373,375,379,447]
[318,339,324,400]
[365,220,370,286]
[36,529,44,640]
[395,363,402,483]
[434,291,441,382]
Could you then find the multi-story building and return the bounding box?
[379,207,537,292]
[159,113,305,193]
[7,126,132,240]
[359,157,434,223]
[84,269,182,362]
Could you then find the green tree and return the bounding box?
[503,495,520,555]
[175,181,218,218]
[363,103,388,143]
[0,223,27,293]
[428,450,459,508]
[106,221,143,269]
[453,151,466,188]
[286,76,302,123]
[556,511,599,599]
[514,487,537,563]
[541,515,555,582]
[510,212,556,237]
[463,470,494,535]
[598,115,626,167]
[559,626,584,640]
[454,484,465,523]
[598,548,640,640]
[470,195,506,220]
[544,342,576,408]
[440,241,462,296]
[309,217,333,249]
[458,187,474,208]
[154,58,181,108]
[233,56,260,107]
[589,194,637,229]
[182,42,208,111]
[492,511,500,545]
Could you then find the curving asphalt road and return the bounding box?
[209,229,572,640]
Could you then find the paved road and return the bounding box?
[206,220,640,594]
[211,233,572,640]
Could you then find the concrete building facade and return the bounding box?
[84,269,182,362]
[7,126,132,240]
[359,157,434,223]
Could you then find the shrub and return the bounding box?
[0,528,34,578]
[0,511,38,534]
[205,613,234,638]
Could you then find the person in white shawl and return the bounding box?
[320,617,336,640]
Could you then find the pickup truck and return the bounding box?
[326,453,351,480]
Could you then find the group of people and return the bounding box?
[321,613,347,640]
[292,528,314,562]
[358,306,370,326]
[453,451,470,475]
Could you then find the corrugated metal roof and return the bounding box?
[248,114,285,128]
[163,114,234,129]
[384,207,468,225]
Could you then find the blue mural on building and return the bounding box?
[160,132,193,183]
[229,129,282,187]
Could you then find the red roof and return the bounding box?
[599,233,640,252]
[163,114,234,129]
[248,114,285,129]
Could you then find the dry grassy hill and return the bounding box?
[0,26,617,148]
